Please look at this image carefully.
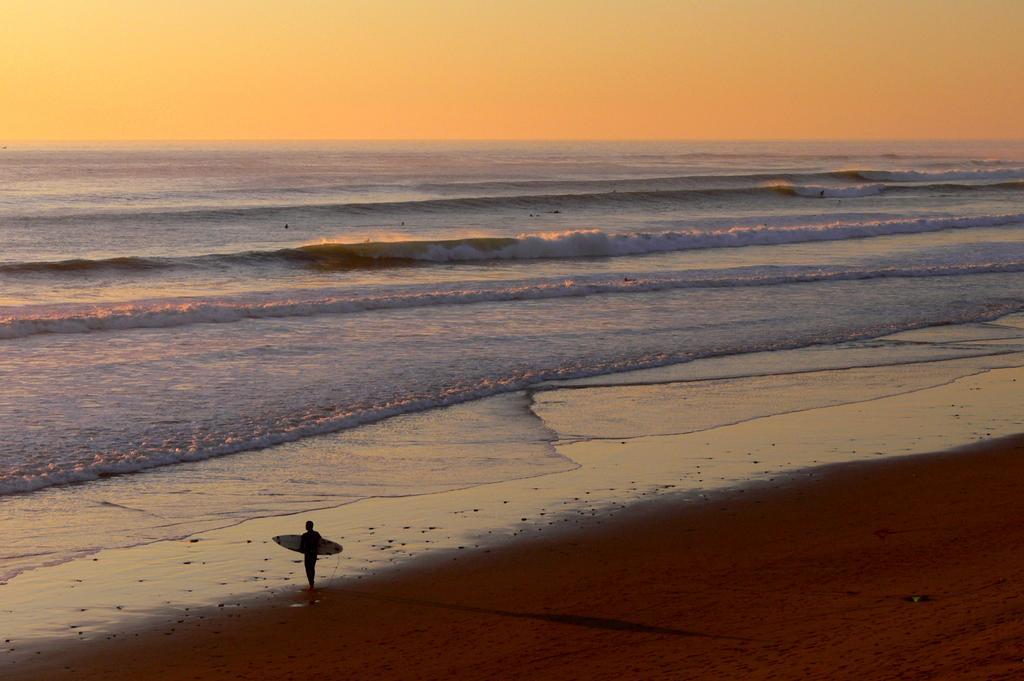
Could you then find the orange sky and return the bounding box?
[2,0,1022,140]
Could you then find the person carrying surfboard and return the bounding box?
[271,528,342,587]
[299,520,322,591]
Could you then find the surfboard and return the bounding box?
[272,534,343,556]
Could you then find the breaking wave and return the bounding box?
[848,168,1024,182]
[5,257,1024,340]
[4,212,1024,276]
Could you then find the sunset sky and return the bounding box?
[3,0,1022,140]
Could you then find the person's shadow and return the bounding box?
[335,588,751,641]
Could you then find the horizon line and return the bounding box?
[4,137,1024,144]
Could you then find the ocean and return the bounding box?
[3,139,1024,586]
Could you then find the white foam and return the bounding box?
[0,357,646,495]
[4,250,1024,341]
[857,168,1024,182]
[4,294,1023,498]
[384,213,1024,262]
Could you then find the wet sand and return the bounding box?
[14,433,1024,680]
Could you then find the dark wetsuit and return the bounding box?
[299,530,322,586]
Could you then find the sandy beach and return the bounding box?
[6,327,1024,680]
[12,433,1024,680]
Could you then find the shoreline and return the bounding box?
[13,433,1024,680]
[4,318,1024,677]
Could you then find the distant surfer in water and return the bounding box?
[299,520,322,591]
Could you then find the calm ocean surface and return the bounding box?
[2,140,1024,582]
